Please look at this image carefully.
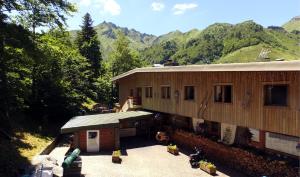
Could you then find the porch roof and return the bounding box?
[61,111,153,134]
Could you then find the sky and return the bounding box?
[67,0,300,36]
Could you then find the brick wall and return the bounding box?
[78,130,87,151]
[76,128,116,152]
[172,130,297,177]
[100,128,115,150]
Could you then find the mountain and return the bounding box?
[141,20,300,64]
[70,21,157,59]
[283,16,300,32]
[70,18,300,64]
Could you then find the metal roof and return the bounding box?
[61,111,153,133]
[112,60,300,81]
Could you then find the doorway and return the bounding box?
[87,130,99,152]
[135,87,142,105]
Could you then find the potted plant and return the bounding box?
[112,150,122,163]
[167,144,179,155]
[199,160,216,175]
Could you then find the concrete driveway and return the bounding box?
[79,137,245,177]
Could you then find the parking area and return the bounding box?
[77,138,245,177]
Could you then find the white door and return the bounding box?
[86,130,99,152]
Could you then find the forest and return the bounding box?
[0,1,144,134]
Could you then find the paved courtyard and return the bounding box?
[79,138,245,177]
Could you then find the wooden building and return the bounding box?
[112,61,300,156]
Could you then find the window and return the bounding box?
[145,87,153,98]
[214,85,232,103]
[161,86,171,99]
[264,85,288,106]
[184,86,195,100]
[88,132,97,139]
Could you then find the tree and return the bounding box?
[30,29,92,121]
[0,0,76,123]
[76,13,102,77]
[111,32,143,76]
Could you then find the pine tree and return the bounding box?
[76,13,102,77]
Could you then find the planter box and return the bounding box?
[112,150,122,163]
[167,145,179,155]
[199,161,216,175]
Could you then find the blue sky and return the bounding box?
[67,0,300,36]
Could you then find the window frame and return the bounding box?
[184,85,195,101]
[144,86,153,98]
[263,83,289,107]
[161,85,171,99]
[213,83,233,104]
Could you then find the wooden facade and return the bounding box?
[116,71,300,137]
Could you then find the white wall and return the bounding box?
[221,123,237,145]
[266,132,300,156]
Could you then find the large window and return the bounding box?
[161,86,171,99]
[145,87,153,98]
[214,85,232,103]
[264,85,288,106]
[184,86,195,100]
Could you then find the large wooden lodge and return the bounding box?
[112,60,300,156]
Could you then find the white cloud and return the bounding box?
[79,0,91,6]
[173,3,198,15]
[96,0,121,16]
[151,2,165,11]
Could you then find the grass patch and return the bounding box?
[0,131,53,177]
[15,131,53,161]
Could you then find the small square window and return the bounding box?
[264,85,288,106]
[184,86,195,100]
[161,86,171,99]
[88,132,97,139]
[214,85,232,103]
[145,87,153,98]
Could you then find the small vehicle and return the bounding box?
[189,147,206,168]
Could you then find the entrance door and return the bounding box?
[86,130,99,152]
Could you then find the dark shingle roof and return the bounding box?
[61,111,153,133]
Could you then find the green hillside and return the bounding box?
[217,29,300,63]
[70,18,300,64]
[141,20,300,64]
[283,16,300,32]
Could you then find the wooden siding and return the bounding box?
[117,71,300,137]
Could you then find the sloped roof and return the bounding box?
[112,60,300,81]
[61,111,153,133]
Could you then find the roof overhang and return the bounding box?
[112,60,300,82]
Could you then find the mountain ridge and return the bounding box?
[70,17,300,64]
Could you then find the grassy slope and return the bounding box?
[283,19,300,32]
[0,131,53,177]
[217,30,300,63]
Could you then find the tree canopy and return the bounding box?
[111,32,143,76]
